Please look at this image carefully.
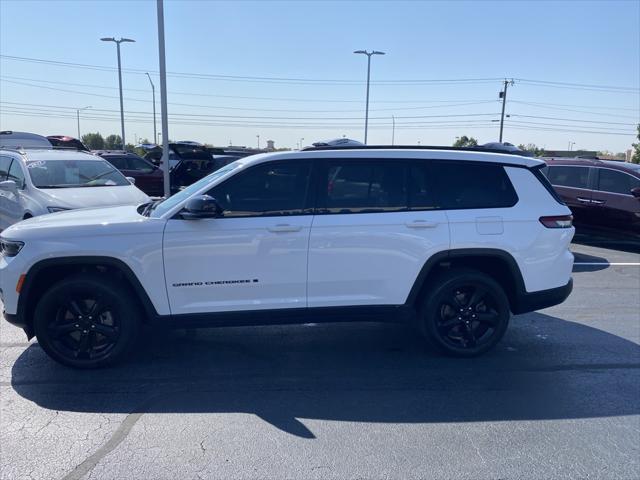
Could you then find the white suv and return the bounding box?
[0,146,574,368]
[0,148,149,231]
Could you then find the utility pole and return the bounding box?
[498,79,513,143]
[391,115,395,145]
[146,73,157,145]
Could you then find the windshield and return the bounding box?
[26,159,130,188]
[149,161,241,218]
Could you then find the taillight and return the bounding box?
[539,215,573,228]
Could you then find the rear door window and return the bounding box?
[429,161,518,209]
[546,166,590,189]
[596,168,640,195]
[318,161,408,214]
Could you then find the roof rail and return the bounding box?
[301,144,530,156]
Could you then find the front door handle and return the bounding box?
[591,199,605,205]
[576,197,592,203]
[268,224,302,233]
[405,220,438,228]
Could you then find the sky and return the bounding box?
[0,0,639,152]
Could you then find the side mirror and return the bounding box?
[631,187,640,199]
[0,180,18,193]
[181,195,223,219]
[126,176,136,185]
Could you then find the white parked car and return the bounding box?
[0,147,150,231]
[0,145,574,368]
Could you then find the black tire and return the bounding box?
[419,269,510,357]
[34,273,141,368]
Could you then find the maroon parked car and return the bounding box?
[94,151,164,197]
[542,158,640,236]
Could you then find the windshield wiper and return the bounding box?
[36,185,78,189]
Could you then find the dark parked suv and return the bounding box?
[543,158,640,235]
[94,151,164,197]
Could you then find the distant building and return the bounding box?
[626,149,633,162]
[544,150,598,158]
[266,140,275,151]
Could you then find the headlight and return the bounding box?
[47,207,70,213]
[0,239,24,257]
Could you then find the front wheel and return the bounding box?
[34,274,141,368]
[419,269,510,357]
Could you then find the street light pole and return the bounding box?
[299,137,304,150]
[76,106,91,139]
[101,36,135,149]
[156,0,171,198]
[354,50,385,145]
[256,135,260,150]
[146,73,157,145]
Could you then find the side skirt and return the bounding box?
[155,305,416,330]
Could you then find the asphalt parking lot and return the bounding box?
[1,235,639,480]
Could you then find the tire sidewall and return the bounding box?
[420,270,510,357]
[34,276,139,369]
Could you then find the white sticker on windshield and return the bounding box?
[26,161,47,169]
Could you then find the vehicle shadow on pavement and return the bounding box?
[573,227,640,254]
[572,252,610,272]
[9,313,640,438]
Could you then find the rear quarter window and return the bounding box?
[428,161,518,209]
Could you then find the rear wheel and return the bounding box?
[34,274,141,368]
[419,269,510,357]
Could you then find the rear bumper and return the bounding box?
[512,278,573,314]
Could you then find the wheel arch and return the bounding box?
[405,248,526,313]
[17,256,159,339]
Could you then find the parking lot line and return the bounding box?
[574,262,640,266]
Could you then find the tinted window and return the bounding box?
[105,156,128,170]
[409,165,436,209]
[320,161,407,213]
[597,169,640,195]
[7,160,25,188]
[547,166,590,189]
[430,162,518,209]
[207,162,311,217]
[0,156,11,181]
[129,157,154,172]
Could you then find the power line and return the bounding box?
[0,54,503,86]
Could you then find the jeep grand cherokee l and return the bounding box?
[0,145,574,368]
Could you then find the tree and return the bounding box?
[632,124,640,164]
[453,136,478,147]
[81,132,105,150]
[517,143,545,157]
[104,134,123,150]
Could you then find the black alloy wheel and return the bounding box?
[47,295,120,362]
[34,274,140,368]
[420,269,510,357]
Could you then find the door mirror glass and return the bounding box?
[0,180,18,192]
[181,195,223,219]
[631,187,640,199]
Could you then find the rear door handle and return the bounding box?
[591,199,605,205]
[405,220,438,228]
[268,224,302,233]
[576,197,592,203]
